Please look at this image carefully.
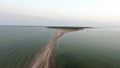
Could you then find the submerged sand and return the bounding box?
[30,29,66,68]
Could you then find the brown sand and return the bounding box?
[30,29,66,68]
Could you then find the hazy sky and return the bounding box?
[0,0,120,26]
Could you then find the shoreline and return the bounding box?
[30,29,66,68]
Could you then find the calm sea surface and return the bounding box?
[0,26,55,68]
[55,28,120,68]
[0,27,120,68]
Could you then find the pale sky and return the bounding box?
[0,0,120,26]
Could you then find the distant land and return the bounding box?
[0,25,95,28]
[0,24,120,28]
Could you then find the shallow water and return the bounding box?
[0,26,55,68]
[55,28,120,68]
[0,27,120,68]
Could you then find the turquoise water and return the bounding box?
[55,29,120,68]
[0,27,55,68]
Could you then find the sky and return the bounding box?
[0,0,120,27]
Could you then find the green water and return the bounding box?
[1,27,120,68]
[55,29,120,68]
[0,26,55,68]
